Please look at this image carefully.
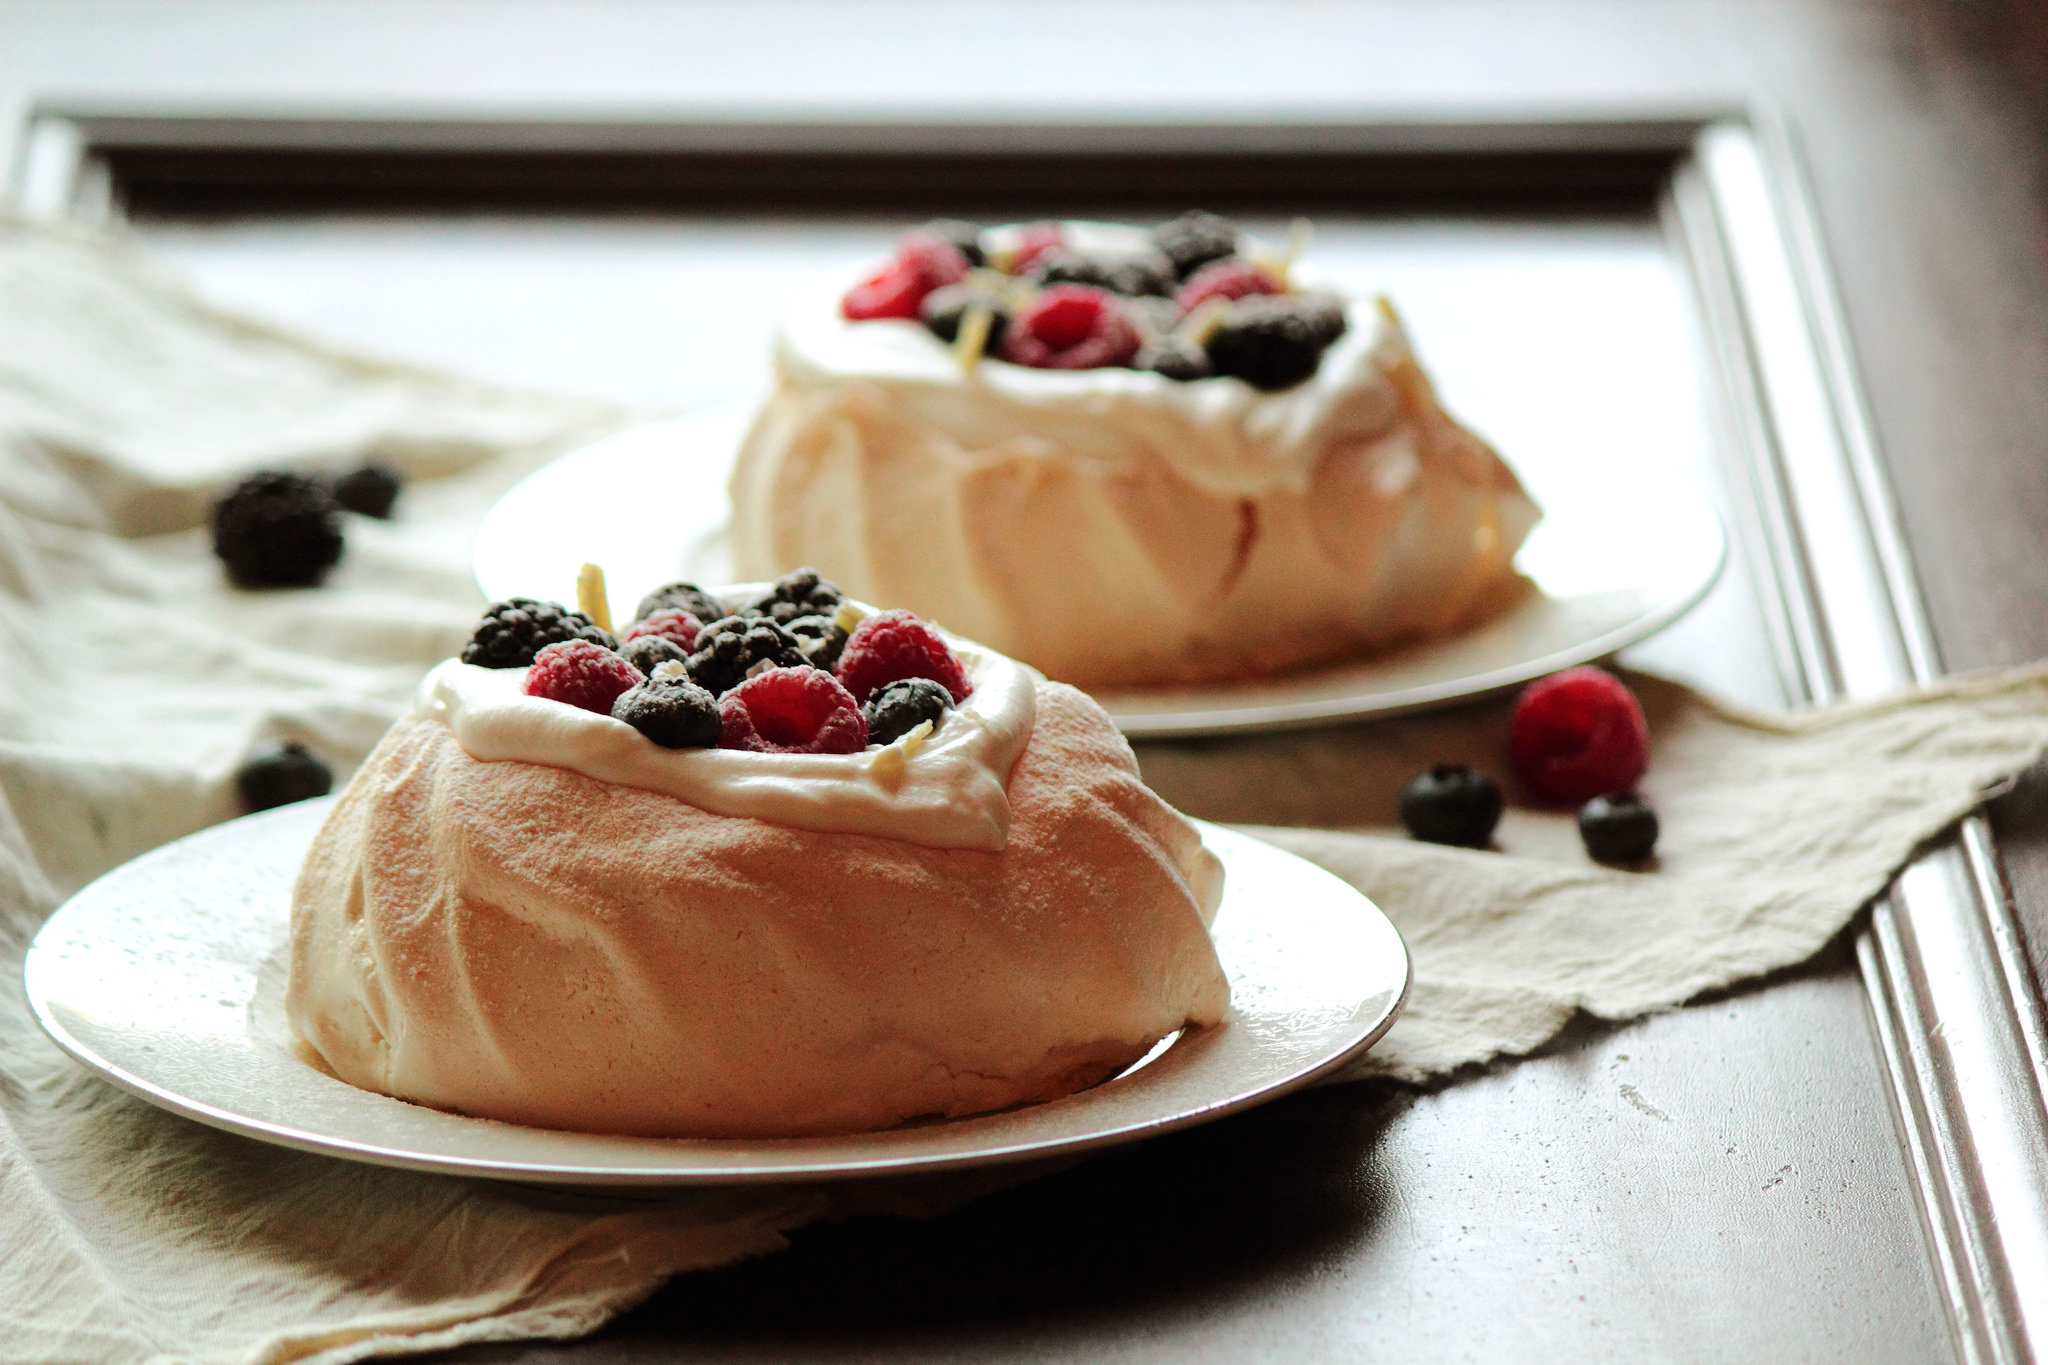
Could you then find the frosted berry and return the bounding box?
[613,673,722,749]
[786,613,850,670]
[211,471,344,588]
[1579,792,1659,864]
[1206,295,1346,390]
[743,566,843,625]
[463,598,615,668]
[834,609,973,704]
[1398,764,1503,848]
[332,463,401,518]
[1136,335,1214,381]
[718,666,868,754]
[1009,221,1066,273]
[623,607,703,653]
[1027,247,1175,298]
[864,677,955,746]
[841,236,970,321]
[916,219,986,268]
[633,581,724,627]
[1510,667,1651,805]
[922,283,1011,351]
[1001,286,1140,370]
[620,634,689,676]
[685,615,807,696]
[525,639,641,715]
[236,741,333,812]
[1173,257,1282,315]
[1151,210,1241,279]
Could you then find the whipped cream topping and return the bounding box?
[771,223,1405,500]
[415,638,1037,853]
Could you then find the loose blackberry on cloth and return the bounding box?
[5,214,2048,1363]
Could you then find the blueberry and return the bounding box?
[862,677,954,746]
[236,741,333,812]
[1136,335,1214,381]
[620,634,689,676]
[612,674,722,749]
[1579,792,1659,864]
[1398,764,1503,848]
[332,463,402,518]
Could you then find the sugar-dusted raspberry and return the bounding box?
[1509,666,1651,805]
[1009,221,1066,273]
[1173,257,1283,315]
[1000,285,1141,370]
[718,666,868,754]
[526,639,642,715]
[834,609,974,704]
[840,236,971,321]
[623,607,703,653]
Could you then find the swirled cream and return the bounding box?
[415,638,1036,852]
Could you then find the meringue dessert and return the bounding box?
[728,212,1542,688]
[286,575,1229,1138]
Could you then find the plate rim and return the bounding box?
[24,807,1410,1187]
[472,408,1727,739]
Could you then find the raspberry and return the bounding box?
[1509,667,1651,805]
[1398,764,1503,848]
[236,741,333,812]
[332,463,402,518]
[1009,221,1065,273]
[1206,294,1347,391]
[526,639,641,715]
[685,616,807,696]
[863,677,955,746]
[613,673,723,749]
[834,610,973,704]
[211,470,344,588]
[633,581,725,627]
[1000,286,1140,370]
[718,667,868,754]
[1151,210,1241,279]
[623,607,702,653]
[1579,792,1659,864]
[1027,247,1175,298]
[463,599,616,668]
[840,236,970,321]
[1173,257,1282,315]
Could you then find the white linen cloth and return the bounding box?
[4,215,2048,1363]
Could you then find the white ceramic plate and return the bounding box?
[24,802,1408,1188]
[473,407,1725,736]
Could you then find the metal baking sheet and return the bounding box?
[16,108,2039,1362]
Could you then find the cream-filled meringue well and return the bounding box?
[730,291,1542,688]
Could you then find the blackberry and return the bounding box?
[1579,792,1659,864]
[620,634,690,676]
[921,284,1011,351]
[633,581,726,626]
[916,219,986,268]
[211,471,344,588]
[1206,295,1343,391]
[1136,336,1214,381]
[332,463,402,518]
[862,677,955,747]
[685,615,807,695]
[236,741,333,813]
[612,674,723,749]
[1292,290,1350,348]
[1150,210,1241,280]
[786,613,850,671]
[1398,764,1503,849]
[1027,247,1175,298]
[742,567,843,625]
[462,598,617,669]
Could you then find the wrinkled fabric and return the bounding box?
[4,215,2047,1363]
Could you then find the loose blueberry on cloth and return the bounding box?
[8,216,2048,1365]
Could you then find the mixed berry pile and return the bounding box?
[840,211,1349,391]
[465,568,975,756]
[1398,666,1661,866]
